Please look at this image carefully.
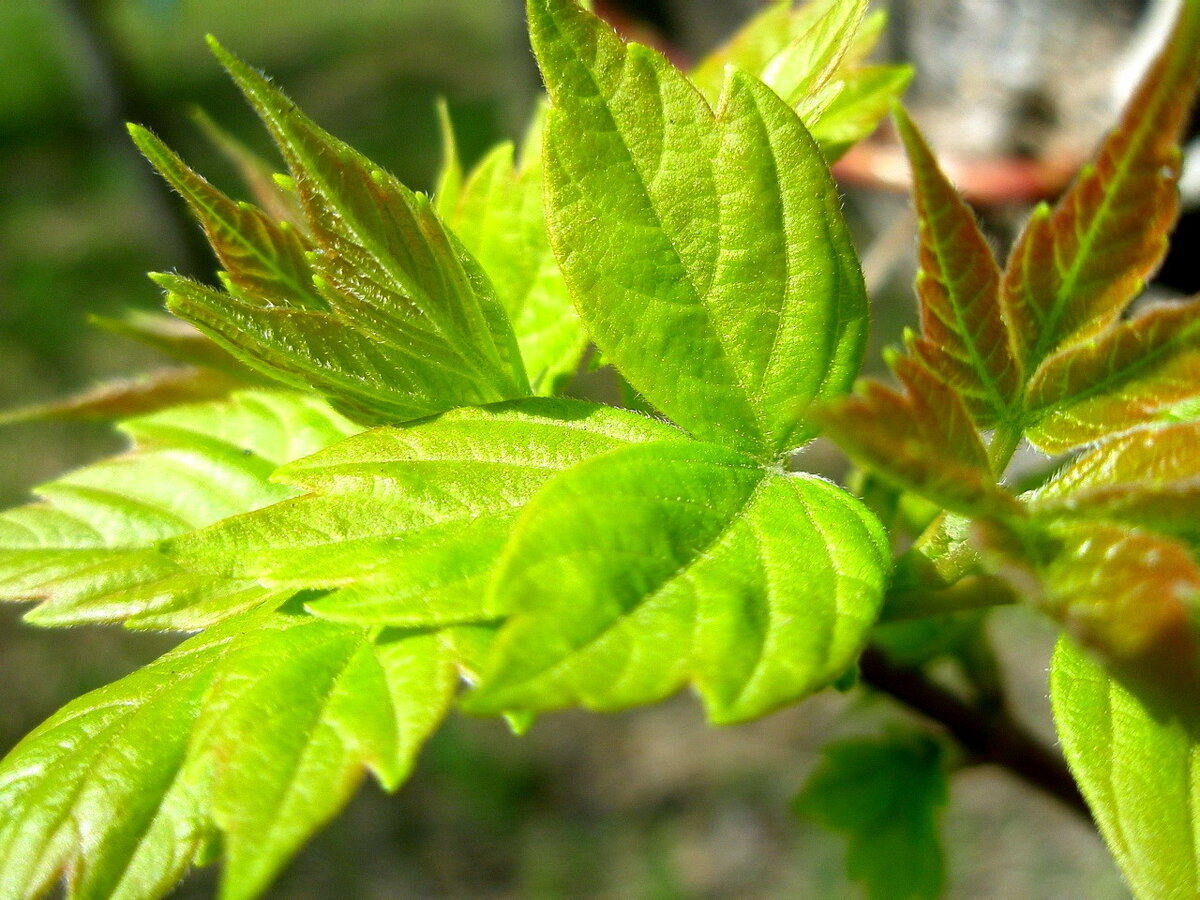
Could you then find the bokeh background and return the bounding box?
[3,0,1191,896]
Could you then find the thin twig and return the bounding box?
[859,646,1093,823]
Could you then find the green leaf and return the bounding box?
[165,39,530,421]
[0,390,359,629]
[1051,638,1200,899]
[1028,421,1200,540]
[130,124,328,312]
[1025,300,1200,452]
[158,274,516,426]
[999,0,1200,373]
[689,0,906,160]
[443,128,586,394]
[530,0,867,458]
[814,63,913,162]
[194,620,457,900]
[815,356,1021,519]
[0,613,456,900]
[757,0,869,118]
[894,105,1020,425]
[794,734,948,900]
[433,99,463,219]
[467,439,889,724]
[165,399,679,627]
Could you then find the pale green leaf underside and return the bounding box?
[0,391,359,629]
[166,399,679,626]
[469,439,889,724]
[531,0,867,458]
[1051,639,1200,900]
[0,613,457,900]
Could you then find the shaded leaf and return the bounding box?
[157,274,513,426]
[1026,300,1200,452]
[532,0,867,457]
[444,133,586,395]
[1000,0,1200,371]
[1051,638,1200,899]
[795,734,948,900]
[0,391,359,629]
[894,105,1019,424]
[165,399,678,627]
[0,368,239,426]
[467,439,889,724]
[815,356,1020,519]
[89,311,265,382]
[1028,421,1200,540]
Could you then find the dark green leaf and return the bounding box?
[795,734,948,900]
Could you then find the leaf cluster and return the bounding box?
[0,2,912,898]
[1,0,1198,897]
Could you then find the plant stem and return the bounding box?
[987,420,1024,478]
[858,646,1092,823]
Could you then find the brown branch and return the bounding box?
[859,646,1092,823]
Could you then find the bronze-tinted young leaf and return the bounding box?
[894,106,1019,425]
[190,106,306,229]
[0,368,239,426]
[1025,300,1200,452]
[130,125,327,312]
[982,520,1200,704]
[207,39,529,406]
[816,355,1019,519]
[158,275,506,425]
[999,0,1200,371]
[1028,421,1200,541]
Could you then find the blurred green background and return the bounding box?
[0,1,1131,897]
